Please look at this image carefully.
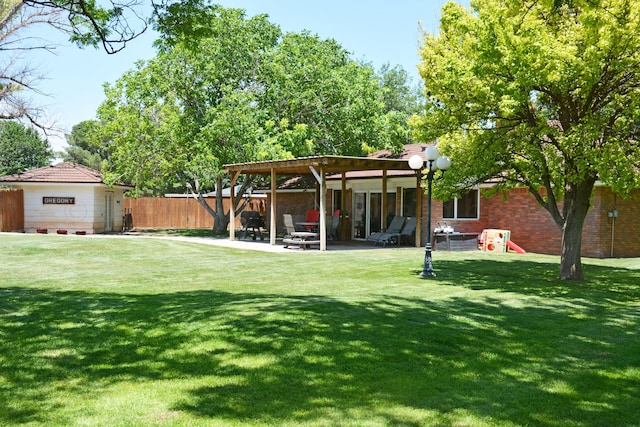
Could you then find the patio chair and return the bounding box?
[326,210,341,241]
[283,213,306,237]
[366,215,405,245]
[378,216,417,247]
[304,209,320,231]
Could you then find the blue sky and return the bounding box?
[29,1,463,152]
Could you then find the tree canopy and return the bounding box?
[60,120,108,170]
[98,7,280,198]
[98,5,417,232]
[0,120,52,175]
[411,0,640,280]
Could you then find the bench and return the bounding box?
[283,231,320,249]
[282,237,321,249]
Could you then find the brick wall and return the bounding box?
[272,190,318,233]
[601,187,640,257]
[121,185,639,257]
[480,187,562,255]
[425,186,640,258]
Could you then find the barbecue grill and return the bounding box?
[239,210,266,240]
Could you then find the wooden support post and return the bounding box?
[270,168,277,246]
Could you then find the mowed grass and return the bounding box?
[1,233,639,427]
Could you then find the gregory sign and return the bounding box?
[43,197,75,205]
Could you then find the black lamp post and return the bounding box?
[408,146,451,278]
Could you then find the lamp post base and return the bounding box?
[419,243,436,278]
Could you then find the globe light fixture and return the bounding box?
[408,145,451,278]
[408,154,424,170]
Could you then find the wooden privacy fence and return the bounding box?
[0,189,24,232]
[122,196,268,229]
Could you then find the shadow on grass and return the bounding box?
[1,281,638,425]
[433,256,640,302]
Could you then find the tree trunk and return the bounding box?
[213,176,229,234]
[187,176,228,234]
[560,215,585,280]
[559,179,595,281]
[187,175,254,235]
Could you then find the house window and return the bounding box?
[443,189,479,219]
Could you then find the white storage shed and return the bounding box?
[0,162,133,234]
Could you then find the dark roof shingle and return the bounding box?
[0,162,105,184]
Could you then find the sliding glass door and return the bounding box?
[353,191,397,240]
[353,192,367,239]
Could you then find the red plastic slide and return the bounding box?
[506,240,526,254]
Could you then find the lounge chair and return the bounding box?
[377,216,417,246]
[326,211,340,241]
[367,215,405,245]
[283,213,306,237]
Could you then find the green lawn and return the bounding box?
[1,233,638,426]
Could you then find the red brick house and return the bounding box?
[245,144,638,257]
[423,184,639,258]
[326,144,639,258]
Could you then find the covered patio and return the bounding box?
[224,155,424,251]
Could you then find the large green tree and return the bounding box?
[60,120,108,170]
[99,5,414,233]
[99,5,281,232]
[377,62,423,116]
[412,0,640,280]
[375,63,424,150]
[259,32,407,156]
[0,120,52,175]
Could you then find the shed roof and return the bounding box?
[0,162,131,187]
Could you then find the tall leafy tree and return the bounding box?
[99,5,280,232]
[377,63,423,115]
[260,31,402,156]
[60,120,108,170]
[411,0,640,280]
[0,120,51,175]
[374,63,424,151]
